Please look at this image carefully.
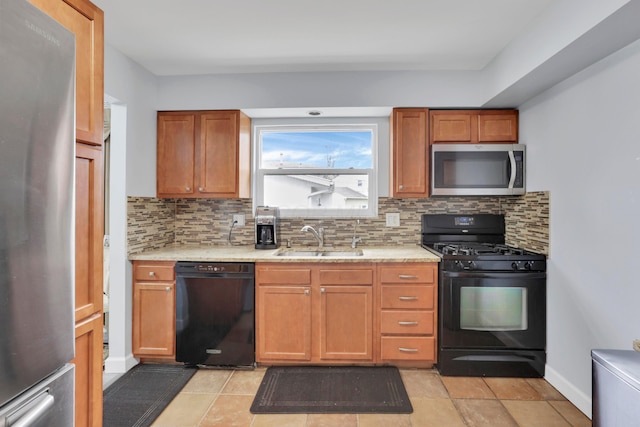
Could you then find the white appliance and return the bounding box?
[0,0,76,424]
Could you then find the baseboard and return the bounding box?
[103,353,139,374]
[545,364,592,419]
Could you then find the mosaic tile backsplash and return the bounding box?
[128,192,549,256]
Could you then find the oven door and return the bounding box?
[440,270,545,350]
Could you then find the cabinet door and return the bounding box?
[319,286,373,361]
[430,111,473,143]
[157,113,196,197]
[198,111,251,198]
[73,313,103,427]
[478,111,518,142]
[29,0,104,146]
[391,108,429,197]
[75,143,104,321]
[132,282,176,357]
[256,286,312,361]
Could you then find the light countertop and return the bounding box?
[129,244,441,263]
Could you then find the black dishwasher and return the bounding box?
[175,262,255,367]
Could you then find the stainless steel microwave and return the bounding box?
[431,144,525,196]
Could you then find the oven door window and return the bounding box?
[460,286,527,331]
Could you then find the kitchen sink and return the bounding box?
[318,250,363,257]
[274,249,364,257]
[275,250,320,257]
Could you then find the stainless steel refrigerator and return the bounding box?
[0,0,76,425]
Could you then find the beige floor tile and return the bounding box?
[441,376,496,399]
[484,377,543,400]
[199,394,254,427]
[526,378,567,400]
[410,397,466,427]
[151,392,216,427]
[251,413,307,427]
[220,369,265,395]
[400,369,449,398]
[180,369,232,394]
[358,413,412,427]
[454,399,518,427]
[305,413,358,427]
[549,401,592,427]
[502,400,571,427]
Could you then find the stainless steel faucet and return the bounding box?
[301,225,324,248]
[351,219,361,248]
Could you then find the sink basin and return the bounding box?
[275,250,320,257]
[319,250,363,257]
[274,249,364,257]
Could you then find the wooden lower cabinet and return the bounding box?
[378,263,438,367]
[132,261,176,358]
[257,286,312,361]
[320,286,373,361]
[256,263,374,364]
[72,313,103,427]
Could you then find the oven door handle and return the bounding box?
[442,271,546,280]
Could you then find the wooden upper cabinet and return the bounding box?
[29,0,104,146]
[390,108,429,198]
[478,111,518,142]
[431,110,518,144]
[157,110,251,198]
[157,113,196,196]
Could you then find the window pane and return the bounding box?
[261,131,372,169]
[263,174,369,210]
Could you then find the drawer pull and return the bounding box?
[398,347,419,353]
[398,275,418,280]
[398,321,419,326]
[148,271,155,277]
[398,296,418,301]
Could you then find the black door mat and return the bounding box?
[103,364,196,427]
[250,366,413,414]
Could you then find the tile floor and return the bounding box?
[150,367,592,427]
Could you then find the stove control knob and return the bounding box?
[512,262,520,270]
[524,262,532,270]
[466,261,476,270]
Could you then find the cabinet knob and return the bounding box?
[321,288,326,293]
[399,185,404,190]
[186,186,191,191]
[304,289,310,295]
[198,187,204,192]
[148,271,155,277]
[166,286,171,291]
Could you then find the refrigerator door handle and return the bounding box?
[8,391,54,427]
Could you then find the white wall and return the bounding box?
[519,38,640,416]
[102,45,159,373]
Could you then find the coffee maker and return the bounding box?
[255,206,279,249]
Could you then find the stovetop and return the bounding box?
[429,242,542,257]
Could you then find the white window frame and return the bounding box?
[253,123,378,219]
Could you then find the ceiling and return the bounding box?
[92,0,555,77]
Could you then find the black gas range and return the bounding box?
[421,214,547,377]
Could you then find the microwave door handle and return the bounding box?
[508,150,517,189]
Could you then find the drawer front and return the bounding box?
[381,336,435,361]
[380,311,433,335]
[379,265,436,284]
[319,268,373,285]
[381,285,434,309]
[134,262,175,281]
[257,267,312,285]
